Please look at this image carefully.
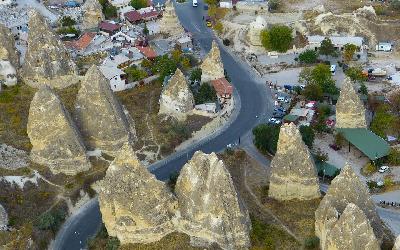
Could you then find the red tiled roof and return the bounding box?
[125,10,142,23]
[141,10,159,19]
[98,21,121,32]
[73,32,96,50]
[136,45,157,59]
[211,77,233,96]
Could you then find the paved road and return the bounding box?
[52,1,272,249]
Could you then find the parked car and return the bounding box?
[268,118,281,125]
[378,166,390,173]
[329,144,341,151]
[284,84,293,90]
[277,96,289,103]
[273,111,285,118]
[274,107,287,113]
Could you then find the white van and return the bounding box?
[330,64,336,76]
[193,0,198,7]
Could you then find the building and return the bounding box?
[68,32,96,54]
[99,63,128,91]
[111,31,138,44]
[136,45,157,59]
[121,47,144,65]
[103,54,132,69]
[125,10,142,24]
[0,0,15,5]
[210,77,233,105]
[177,35,192,51]
[376,42,392,52]
[99,21,122,36]
[110,0,131,9]
[307,35,365,52]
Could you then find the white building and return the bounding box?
[121,47,144,65]
[0,60,17,87]
[110,0,131,9]
[376,42,392,52]
[307,35,365,52]
[99,64,127,92]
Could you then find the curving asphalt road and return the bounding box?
[52,1,272,249]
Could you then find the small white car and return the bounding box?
[378,165,389,173]
[330,64,336,75]
[268,118,281,125]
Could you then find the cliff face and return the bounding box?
[22,10,79,89]
[268,123,321,201]
[159,68,194,120]
[74,65,137,156]
[335,77,367,128]
[200,41,225,82]
[325,203,380,250]
[159,0,185,36]
[27,85,91,175]
[98,150,251,250]
[81,0,104,30]
[0,204,7,231]
[247,16,266,47]
[315,163,383,248]
[98,143,177,244]
[394,235,400,250]
[175,151,251,250]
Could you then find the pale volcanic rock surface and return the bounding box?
[159,68,194,120]
[200,41,225,82]
[81,0,104,30]
[159,0,185,36]
[247,16,266,47]
[74,65,137,156]
[315,163,384,248]
[268,123,321,201]
[324,203,380,250]
[0,203,7,231]
[335,77,367,128]
[98,143,177,245]
[175,151,251,250]
[0,23,19,68]
[22,10,79,89]
[394,235,400,250]
[27,85,91,175]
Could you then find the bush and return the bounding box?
[190,68,202,83]
[299,125,315,149]
[362,162,377,176]
[298,50,318,64]
[214,21,223,34]
[374,5,387,15]
[261,25,293,53]
[57,26,80,36]
[304,236,320,249]
[367,180,379,190]
[253,124,280,155]
[124,66,147,82]
[106,237,120,250]
[314,149,328,163]
[223,38,231,46]
[335,132,345,147]
[387,148,400,165]
[60,16,76,26]
[384,176,394,187]
[130,0,147,9]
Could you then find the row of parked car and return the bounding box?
[268,102,289,125]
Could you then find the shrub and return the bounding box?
[298,49,318,64]
[384,176,394,187]
[190,68,202,83]
[387,148,400,165]
[304,236,320,249]
[214,21,223,34]
[314,149,328,163]
[60,16,76,26]
[367,180,379,190]
[299,125,315,149]
[362,162,377,176]
[334,132,345,147]
[106,237,120,250]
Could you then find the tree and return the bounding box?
[103,5,117,19]
[214,21,223,34]
[298,49,318,64]
[193,83,216,104]
[319,37,336,57]
[260,25,293,53]
[152,55,177,81]
[345,66,367,82]
[370,104,400,137]
[268,0,279,11]
[302,82,323,101]
[181,57,191,70]
[130,0,147,9]
[125,66,147,82]
[171,49,182,64]
[299,64,338,95]
[343,43,358,62]
[190,68,202,83]
[208,4,217,18]
[252,124,280,155]
[359,83,368,95]
[60,16,76,27]
[299,125,315,149]
[388,91,400,113]
[143,23,149,36]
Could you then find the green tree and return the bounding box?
[190,68,202,83]
[359,83,368,95]
[204,0,217,5]
[387,148,400,165]
[141,58,153,69]
[125,66,147,82]
[60,16,76,26]
[303,82,323,101]
[299,125,315,149]
[343,43,358,62]
[171,49,182,64]
[298,49,318,64]
[260,25,293,53]
[391,0,400,11]
[193,83,216,104]
[208,4,217,18]
[252,124,280,155]
[299,64,338,95]
[143,23,149,36]
[152,55,178,81]
[345,66,367,82]
[181,57,191,70]
[130,0,147,9]
[319,37,336,57]
[57,26,80,36]
[370,104,400,137]
[214,21,223,34]
[103,5,117,19]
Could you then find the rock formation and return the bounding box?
[247,16,267,47]
[74,65,136,156]
[268,123,320,201]
[200,41,225,82]
[159,68,194,120]
[335,77,367,129]
[394,235,400,250]
[0,203,7,231]
[315,163,384,248]
[22,10,79,89]
[159,0,185,36]
[175,151,251,250]
[27,85,91,175]
[98,143,177,244]
[81,0,104,30]
[324,203,380,250]
[0,24,18,86]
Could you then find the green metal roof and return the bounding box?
[315,161,340,177]
[283,114,298,122]
[336,128,390,160]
